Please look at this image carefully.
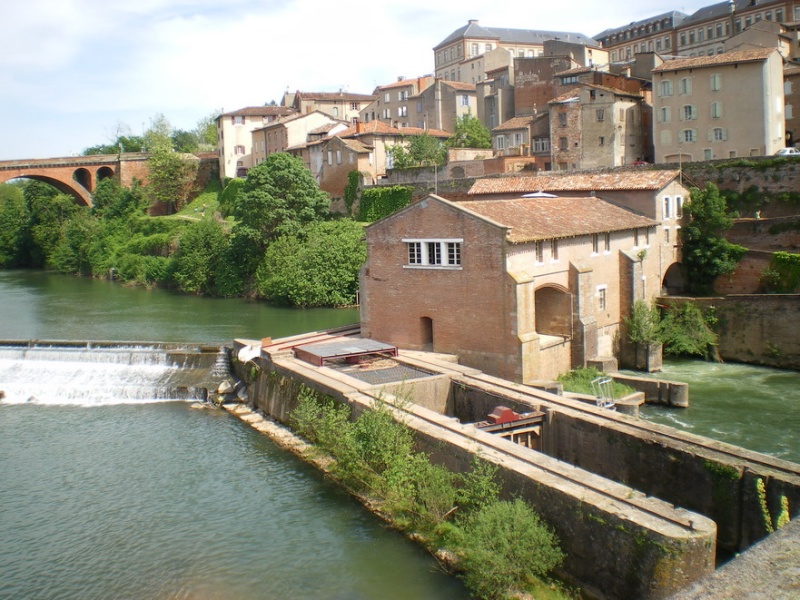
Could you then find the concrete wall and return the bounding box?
[236,350,717,599]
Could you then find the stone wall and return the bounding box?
[685,295,800,369]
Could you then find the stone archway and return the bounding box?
[662,262,686,295]
[534,285,572,339]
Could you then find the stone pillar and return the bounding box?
[570,262,597,368]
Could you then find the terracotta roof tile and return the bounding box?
[458,196,657,243]
[220,106,295,118]
[296,91,377,102]
[652,48,776,73]
[493,115,537,132]
[468,170,681,195]
[550,88,582,104]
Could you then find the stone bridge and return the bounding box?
[0,152,219,208]
[0,153,151,207]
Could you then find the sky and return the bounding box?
[0,0,712,160]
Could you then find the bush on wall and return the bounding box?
[357,185,412,222]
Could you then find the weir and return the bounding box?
[233,329,800,599]
[0,340,229,405]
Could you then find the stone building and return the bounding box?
[360,192,672,382]
[215,106,295,179]
[652,48,785,162]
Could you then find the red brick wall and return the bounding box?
[361,198,523,380]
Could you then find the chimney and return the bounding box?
[468,19,479,25]
[356,119,364,134]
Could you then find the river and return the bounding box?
[0,271,469,599]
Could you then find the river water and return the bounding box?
[0,271,469,599]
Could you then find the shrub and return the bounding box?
[558,367,634,399]
[661,302,719,359]
[357,186,412,222]
[459,499,565,600]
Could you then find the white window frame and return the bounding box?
[403,239,463,269]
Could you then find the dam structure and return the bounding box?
[233,326,800,599]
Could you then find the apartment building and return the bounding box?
[215,106,295,179]
[360,76,435,127]
[411,79,478,132]
[652,48,785,162]
[359,193,663,382]
[250,111,346,167]
[549,84,648,170]
[283,90,377,123]
[434,20,597,84]
[595,11,687,62]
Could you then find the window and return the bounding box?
[485,43,492,52]
[604,232,611,252]
[559,137,568,151]
[336,150,342,164]
[550,239,559,261]
[664,227,671,244]
[416,101,423,113]
[682,129,697,143]
[351,102,359,110]
[232,115,244,125]
[679,78,692,95]
[397,106,407,117]
[597,286,607,311]
[332,107,339,117]
[634,229,640,247]
[533,138,550,153]
[535,241,544,263]
[683,105,696,120]
[716,23,723,37]
[659,107,671,123]
[327,150,333,164]
[384,92,391,102]
[659,80,673,97]
[710,73,721,91]
[712,127,727,141]
[599,136,605,146]
[592,233,599,254]
[234,145,245,155]
[398,91,408,101]
[711,102,723,119]
[496,136,505,150]
[596,108,605,122]
[471,43,479,56]
[404,239,462,267]
[663,196,672,219]
[514,133,523,146]
[558,112,568,127]
[461,94,469,106]
[675,196,683,218]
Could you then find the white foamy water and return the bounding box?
[0,346,199,406]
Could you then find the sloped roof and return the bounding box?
[550,88,582,104]
[458,196,657,243]
[493,115,537,132]
[468,170,682,195]
[219,106,295,118]
[340,138,371,153]
[681,0,774,26]
[652,48,776,73]
[442,80,477,91]
[594,11,688,40]
[435,20,597,50]
[294,91,377,102]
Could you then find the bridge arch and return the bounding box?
[0,173,94,207]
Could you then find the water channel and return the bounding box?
[0,271,468,599]
[2,270,798,598]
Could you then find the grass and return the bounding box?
[557,367,635,399]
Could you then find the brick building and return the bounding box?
[360,193,670,382]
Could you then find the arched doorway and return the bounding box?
[534,285,572,339]
[420,317,433,351]
[662,263,686,296]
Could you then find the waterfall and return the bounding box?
[0,344,221,406]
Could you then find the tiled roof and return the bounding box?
[340,138,371,153]
[309,122,344,135]
[296,91,377,102]
[468,170,681,195]
[555,66,593,76]
[458,196,656,243]
[584,83,643,99]
[395,126,452,138]
[337,121,404,137]
[550,88,582,104]
[376,76,433,91]
[493,115,537,132]
[652,48,776,73]
[442,81,477,91]
[435,21,597,50]
[594,11,687,40]
[219,106,295,118]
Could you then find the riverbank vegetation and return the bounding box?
[0,149,367,308]
[289,388,570,600]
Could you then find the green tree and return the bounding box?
[24,182,79,268]
[388,133,446,168]
[144,115,199,214]
[171,129,200,153]
[681,183,747,295]
[254,219,365,307]
[446,113,491,148]
[0,183,30,267]
[234,152,330,241]
[171,219,227,294]
[194,110,221,150]
[49,210,99,275]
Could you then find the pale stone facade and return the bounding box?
[215,106,295,179]
[652,48,785,162]
[360,76,435,128]
[250,111,345,166]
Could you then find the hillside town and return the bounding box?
[217,0,798,189]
